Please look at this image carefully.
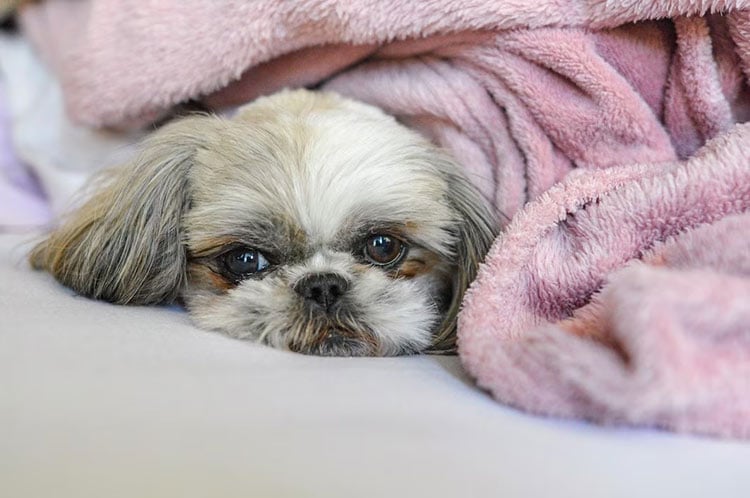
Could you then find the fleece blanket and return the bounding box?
[17,1,750,438]
[0,33,142,223]
[460,127,750,439]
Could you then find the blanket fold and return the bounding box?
[459,124,750,438]
[20,1,750,219]
[15,0,750,438]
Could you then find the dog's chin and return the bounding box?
[286,325,380,357]
[190,302,437,357]
[282,299,437,356]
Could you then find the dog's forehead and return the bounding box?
[188,102,455,249]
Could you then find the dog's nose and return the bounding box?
[294,273,349,311]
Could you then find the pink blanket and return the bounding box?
[19,0,750,438]
[460,127,750,439]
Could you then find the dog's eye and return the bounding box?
[363,234,406,266]
[222,247,270,277]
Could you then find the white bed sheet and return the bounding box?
[1,233,749,498]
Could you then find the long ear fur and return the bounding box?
[29,116,213,304]
[428,167,499,354]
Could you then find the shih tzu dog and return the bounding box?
[30,90,497,356]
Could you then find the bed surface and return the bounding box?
[1,234,748,498]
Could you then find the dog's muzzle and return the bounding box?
[293,273,349,312]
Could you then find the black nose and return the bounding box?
[294,273,349,311]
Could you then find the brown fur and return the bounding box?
[187,263,236,294]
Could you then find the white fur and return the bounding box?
[31,89,498,356]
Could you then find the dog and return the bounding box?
[30,90,497,356]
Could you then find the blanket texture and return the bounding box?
[460,126,750,439]
[18,0,750,438]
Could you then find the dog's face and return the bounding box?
[30,90,497,356]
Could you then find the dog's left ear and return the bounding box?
[429,167,498,353]
[30,116,217,305]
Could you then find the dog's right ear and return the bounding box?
[30,116,217,305]
[428,164,498,354]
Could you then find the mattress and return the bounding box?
[1,234,749,498]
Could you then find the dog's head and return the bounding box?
[30,90,497,356]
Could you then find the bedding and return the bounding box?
[11,0,750,439]
[0,76,49,229]
[2,233,750,497]
[0,33,141,221]
[1,4,750,492]
[460,132,750,438]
